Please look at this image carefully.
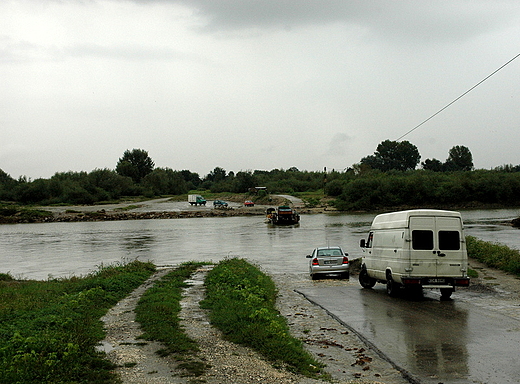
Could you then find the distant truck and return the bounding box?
[359,209,470,299]
[188,194,206,206]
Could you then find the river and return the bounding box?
[0,209,519,280]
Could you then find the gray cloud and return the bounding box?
[127,0,518,43]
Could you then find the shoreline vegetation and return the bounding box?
[0,260,157,383]
[1,239,520,382]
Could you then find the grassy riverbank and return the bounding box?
[0,260,155,383]
[466,235,520,275]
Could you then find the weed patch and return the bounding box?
[201,258,327,378]
[0,260,155,383]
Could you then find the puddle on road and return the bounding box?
[96,340,115,353]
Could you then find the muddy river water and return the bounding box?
[0,208,519,280]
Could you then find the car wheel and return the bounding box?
[386,276,400,297]
[340,272,350,279]
[311,273,319,280]
[440,288,454,300]
[359,268,376,288]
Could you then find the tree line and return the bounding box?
[1,144,520,209]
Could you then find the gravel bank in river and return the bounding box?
[11,199,331,224]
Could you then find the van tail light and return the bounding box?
[312,258,319,266]
[454,278,470,286]
[342,256,349,264]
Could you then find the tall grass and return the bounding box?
[201,258,327,378]
[0,260,155,383]
[466,235,520,275]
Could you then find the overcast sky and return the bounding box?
[1,0,519,179]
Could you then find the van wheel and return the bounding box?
[386,277,400,297]
[440,288,453,300]
[359,268,376,288]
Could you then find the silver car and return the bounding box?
[306,246,349,280]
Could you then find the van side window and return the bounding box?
[366,232,373,248]
[439,230,460,250]
[412,230,433,250]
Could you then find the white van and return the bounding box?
[359,209,470,299]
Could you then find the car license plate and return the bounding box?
[323,260,335,265]
[428,278,445,284]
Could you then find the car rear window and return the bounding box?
[317,249,342,257]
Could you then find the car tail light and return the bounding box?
[342,256,349,264]
[312,258,319,266]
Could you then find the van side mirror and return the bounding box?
[360,239,366,248]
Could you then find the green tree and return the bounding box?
[360,140,420,171]
[116,149,155,183]
[142,168,188,195]
[324,179,345,196]
[421,158,445,172]
[180,170,202,190]
[89,168,134,199]
[205,167,227,182]
[16,178,51,204]
[0,169,14,184]
[231,171,256,193]
[0,169,17,200]
[444,145,473,171]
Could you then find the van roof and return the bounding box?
[371,209,462,229]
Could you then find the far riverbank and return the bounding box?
[1,196,519,225]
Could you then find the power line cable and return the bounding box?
[396,53,520,142]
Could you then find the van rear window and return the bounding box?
[439,230,460,250]
[412,230,434,250]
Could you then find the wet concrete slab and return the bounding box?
[297,285,520,384]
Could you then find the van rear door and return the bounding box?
[435,216,465,277]
[409,216,464,278]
